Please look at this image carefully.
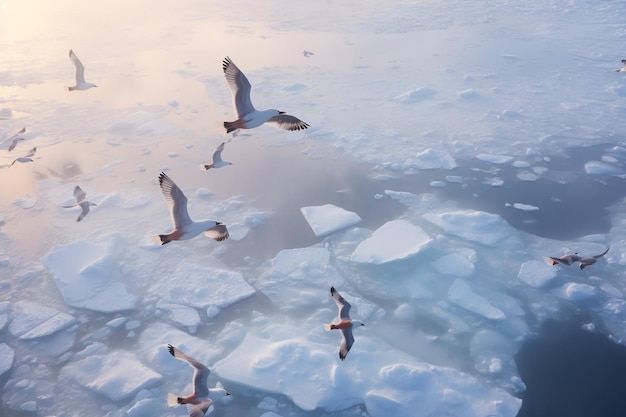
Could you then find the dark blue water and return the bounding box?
[515,317,626,417]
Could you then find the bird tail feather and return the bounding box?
[224,121,236,133]
[167,393,180,407]
[158,234,171,245]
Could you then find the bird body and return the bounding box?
[167,344,230,417]
[579,247,609,270]
[9,146,36,167]
[62,185,96,222]
[202,142,232,170]
[157,172,229,244]
[544,253,581,266]
[324,287,365,361]
[68,49,97,91]
[1,127,25,151]
[222,57,309,133]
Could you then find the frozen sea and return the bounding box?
[2,0,626,416]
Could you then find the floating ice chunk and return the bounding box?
[395,87,436,103]
[13,193,37,209]
[127,397,162,417]
[458,88,478,99]
[512,203,539,212]
[448,279,505,320]
[430,180,447,187]
[61,346,162,401]
[156,299,201,330]
[476,154,513,164]
[484,177,504,186]
[445,175,463,184]
[150,261,255,319]
[168,152,178,158]
[168,100,179,107]
[517,260,557,288]
[433,253,475,278]
[513,161,530,168]
[584,160,623,175]
[0,343,14,377]
[516,171,539,181]
[423,210,511,246]
[196,187,213,198]
[405,149,457,170]
[300,204,361,237]
[351,220,433,264]
[257,247,346,309]
[41,235,137,312]
[366,362,519,417]
[556,282,597,301]
[8,300,75,339]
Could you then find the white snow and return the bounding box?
[476,154,514,164]
[8,301,75,339]
[517,260,558,288]
[512,203,539,212]
[423,210,512,246]
[351,220,433,264]
[395,87,436,103]
[300,204,361,237]
[41,235,138,312]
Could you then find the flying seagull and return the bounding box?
[166,344,231,417]
[1,127,25,151]
[201,142,232,170]
[67,49,97,91]
[156,172,229,244]
[544,252,581,266]
[222,56,309,133]
[579,247,610,270]
[62,185,96,222]
[616,60,626,72]
[9,146,36,167]
[324,287,365,361]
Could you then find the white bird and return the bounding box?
[166,344,231,417]
[62,185,96,222]
[324,287,365,361]
[544,252,581,266]
[579,247,610,270]
[222,57,310,133]
[616,60,626,72]
[156,172,229,244]
[9,146,36,167]
[67,49,97,91]
[1,127,25,151]
[201,142,232,170]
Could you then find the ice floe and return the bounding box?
[300,204,361,237]
[351,220,433,264]
[423,210,512,246]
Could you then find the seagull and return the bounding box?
[1,127,25,151]
[544,252,581,266]
[222,56,310,133]
[9,147,36,167]
[324,287,365,361]
[201,142,232,170]
[303,50,315,58]
[67,49,97,91]
[156,172,229,244]
[62,185,96,222]
[579,247,610,270]
[616,60,626,72]
[166,344,231,417]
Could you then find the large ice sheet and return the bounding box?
[150,261,255,318]
[300,204,361,237]
[41,234,137,312]
[8,300,75,339]
[448,279,506,321]
[423,210,512,246]
[0,344,14,377]
[60,343,162,402]
[351,220,433,264]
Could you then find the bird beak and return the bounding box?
[226,392,232,396]
[361,323,366,326]
[216,221,222,225]
[279,111,286,114]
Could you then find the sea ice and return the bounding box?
[0,344,14,377]
[423,210,511,246]
[556,282,598,301]
[517,260,557,288]
[60,343,162,402]
[433,252,476,278]
[405,148,457,170]
[448,279,506,321]
[300,204,361,237]
[476,154,514,164]
[150,261,255,319]
[41,235,138,312]
[350,220,433,264]
[512,203,539,212]
[584,160,623,175]
[8,300,75,339]
[13,193,37,209]
[395,87,436,103]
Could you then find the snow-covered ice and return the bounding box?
[423,210,512,246]
[351,220,433,264]
[300,204,361,237]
